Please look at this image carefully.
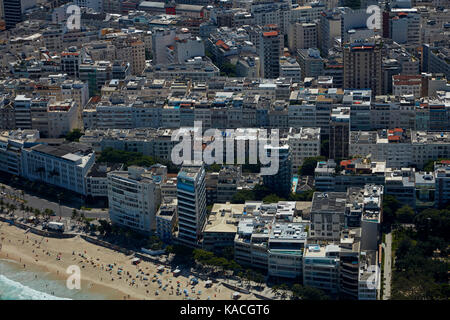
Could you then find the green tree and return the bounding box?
[321,138,329,158]
[298,156,326,176]
[220,63,237,77]
[44,208,55,217]
[64,129,83,142]
[262,194,285,203]
[222,246,235,261]
[9,204,17,214]
[206,163,222,172]
[423,159,450,172]
[98,219,112,235]
[231,190,255,204]
[288,189,315,201]
[382,195,401,226]
[291,284,329,300]
[396,205,415,223]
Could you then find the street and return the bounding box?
[383,232,392,300]
[0,183,109,220]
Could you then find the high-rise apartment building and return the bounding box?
[319,10,341,57]
[288,22,317,53]
[297,48,324,80]
[259,29,283,79]
[107,165,166,234]
[177,165,207,247]
[263,144,292,197]
[343,40,382,96]
[3,0,35,29]
[390,8,421,47]
[329,107,350,161]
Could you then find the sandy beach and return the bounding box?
[0,222,257,300]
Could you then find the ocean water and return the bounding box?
[0,259,108,300]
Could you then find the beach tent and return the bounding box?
[205,280,212,287]
[232,292,241,299]
[131,258,141,265]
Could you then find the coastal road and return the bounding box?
[0,183,109,220]
[383,232,392,300]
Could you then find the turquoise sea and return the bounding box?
[0,258,108,300]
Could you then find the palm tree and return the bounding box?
[24,206,31,219]
[71,209,78,220]
[34,208,41,217]
[271,285,280,298]
[20,203,25,218]
[44,208,55,218]
[57,193,63,218]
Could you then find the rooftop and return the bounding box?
[203,203,245,234]
[311,192,347,214]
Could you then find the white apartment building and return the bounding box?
[108,165,167,233]
[392,75,422,98]
[234,201,305,277]
[268,222,307,279]
[14,95,32,129]
[290,3,325,23]
[251,0,292,34]
[287,22,317,52]
[115,38,146,75]
[350,130,450,168]
[285,127,321,174]
[75,0,103,12]
[279,56,302,83]
[390,9,421,46]
[303,244,340,294]
[47,99,80,138]
[22,142,95,195]
[309,192,347,241]
[95,104,134,129]
[61,80,89,109]
[358,251,380,300]
[169,37,205,64]
[85,163,123,198]
[234,217,270,271]
[156,198,177,242]
[0,129,40,176]
[288,103,316,128]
